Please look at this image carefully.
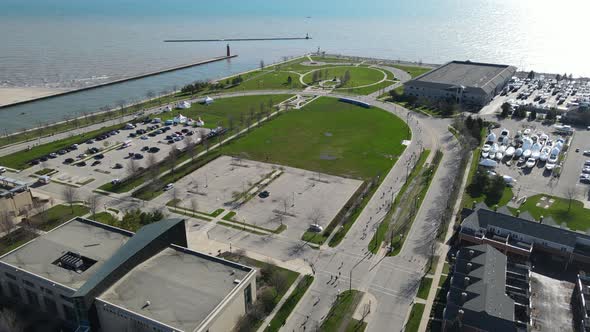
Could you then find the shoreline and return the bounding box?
[0,54,428,145]
[0,87,71,108]
[0,55,236,110]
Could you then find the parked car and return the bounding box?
[86,139,94,144]
[30,159,40,165]
[164,183,174,191]
[91,160,101,166]
[70,144,79,150]
[258,190,270,198]
[94,154,104,160]
[64,158,75,164]
[111,178,121,184]
[149,147,160,153]
[134,153,143,159]
[308,224,324,233]
[49,153,58,158]
[584,151,590,156]
[0,167,6,173]
[77,161,87,167]
[114,163,123,169]
[141,146,149,152]
[58,150,67,155]
[39,156,48,162]
[77,153,87,159]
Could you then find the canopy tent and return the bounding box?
[203,96,214,105]
[173,114,188,124]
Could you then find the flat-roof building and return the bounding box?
[404,60,516,107]
[0,217,257,332]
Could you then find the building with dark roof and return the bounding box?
[443,244,530,331]
[458,204,590,267]
[0,217,257,332]
[574,272,590,332]
[404,60,516,107]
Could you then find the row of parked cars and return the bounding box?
[29,143,81,165]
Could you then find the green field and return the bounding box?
[30,204,90,231]
[163,94,293,129]
[226,70,304,91]
[405,303,426,332]
[391,64,432,78]
[302,66,385,89]
[515,194,590,231]
[320,290,365,332]
[223,97,409,179]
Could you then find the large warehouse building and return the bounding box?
[0,217,257,332]
[404,60,516,107]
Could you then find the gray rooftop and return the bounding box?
[461,206,590,248]
[445,245,516,331]
[410,60,516,94]
[0,218,131,290]
[99,246,251,332]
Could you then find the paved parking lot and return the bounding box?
[153,155,363,240]
[24,121,210,188]
[482,118,586,203]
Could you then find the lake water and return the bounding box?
[1,0,589,132]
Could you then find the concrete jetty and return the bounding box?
[0,54,237,109]
[164,36,311,42]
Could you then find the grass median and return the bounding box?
[264,275,314,332]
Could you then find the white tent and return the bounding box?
[195,117,205,127]
[176,101,191,109]
[173,114,188,124]
[204,96,214,105]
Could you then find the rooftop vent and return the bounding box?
[52,251,97,274]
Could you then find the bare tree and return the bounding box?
[190,198,199,216]
[168,148,179,174]
[62,186,78,212]
[566,187,578,213]
[308,208,324,227]
[0,211,16,240]
[146,152,158,170]
[87,193,101,217]
[127,158,139,177]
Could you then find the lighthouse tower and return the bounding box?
[226,44,231,57]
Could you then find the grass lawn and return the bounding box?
[369,150,430,253]
[264,275,314,332]
[223,97,409,180]
[320,290,365,332]
[339,80,395,96]
[0,228,38,256]
[466,186,513,208]
[91,212,119,225]
[34,168,54,176]
[30,204,89,231]
[405,303,425,332]
[310,56,355,63]
[221,252,299,290]
[391,65,432,78]
[163,94,292,130]
[302,66,385,89]
[416,277,433,300]
[226,70,304,91]
[516,194,590,231]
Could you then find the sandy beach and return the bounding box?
[0,87,70,107]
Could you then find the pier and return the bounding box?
[0,54,237,109]
[164,35,311,43]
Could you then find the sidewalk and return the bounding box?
[416,152,473,332]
